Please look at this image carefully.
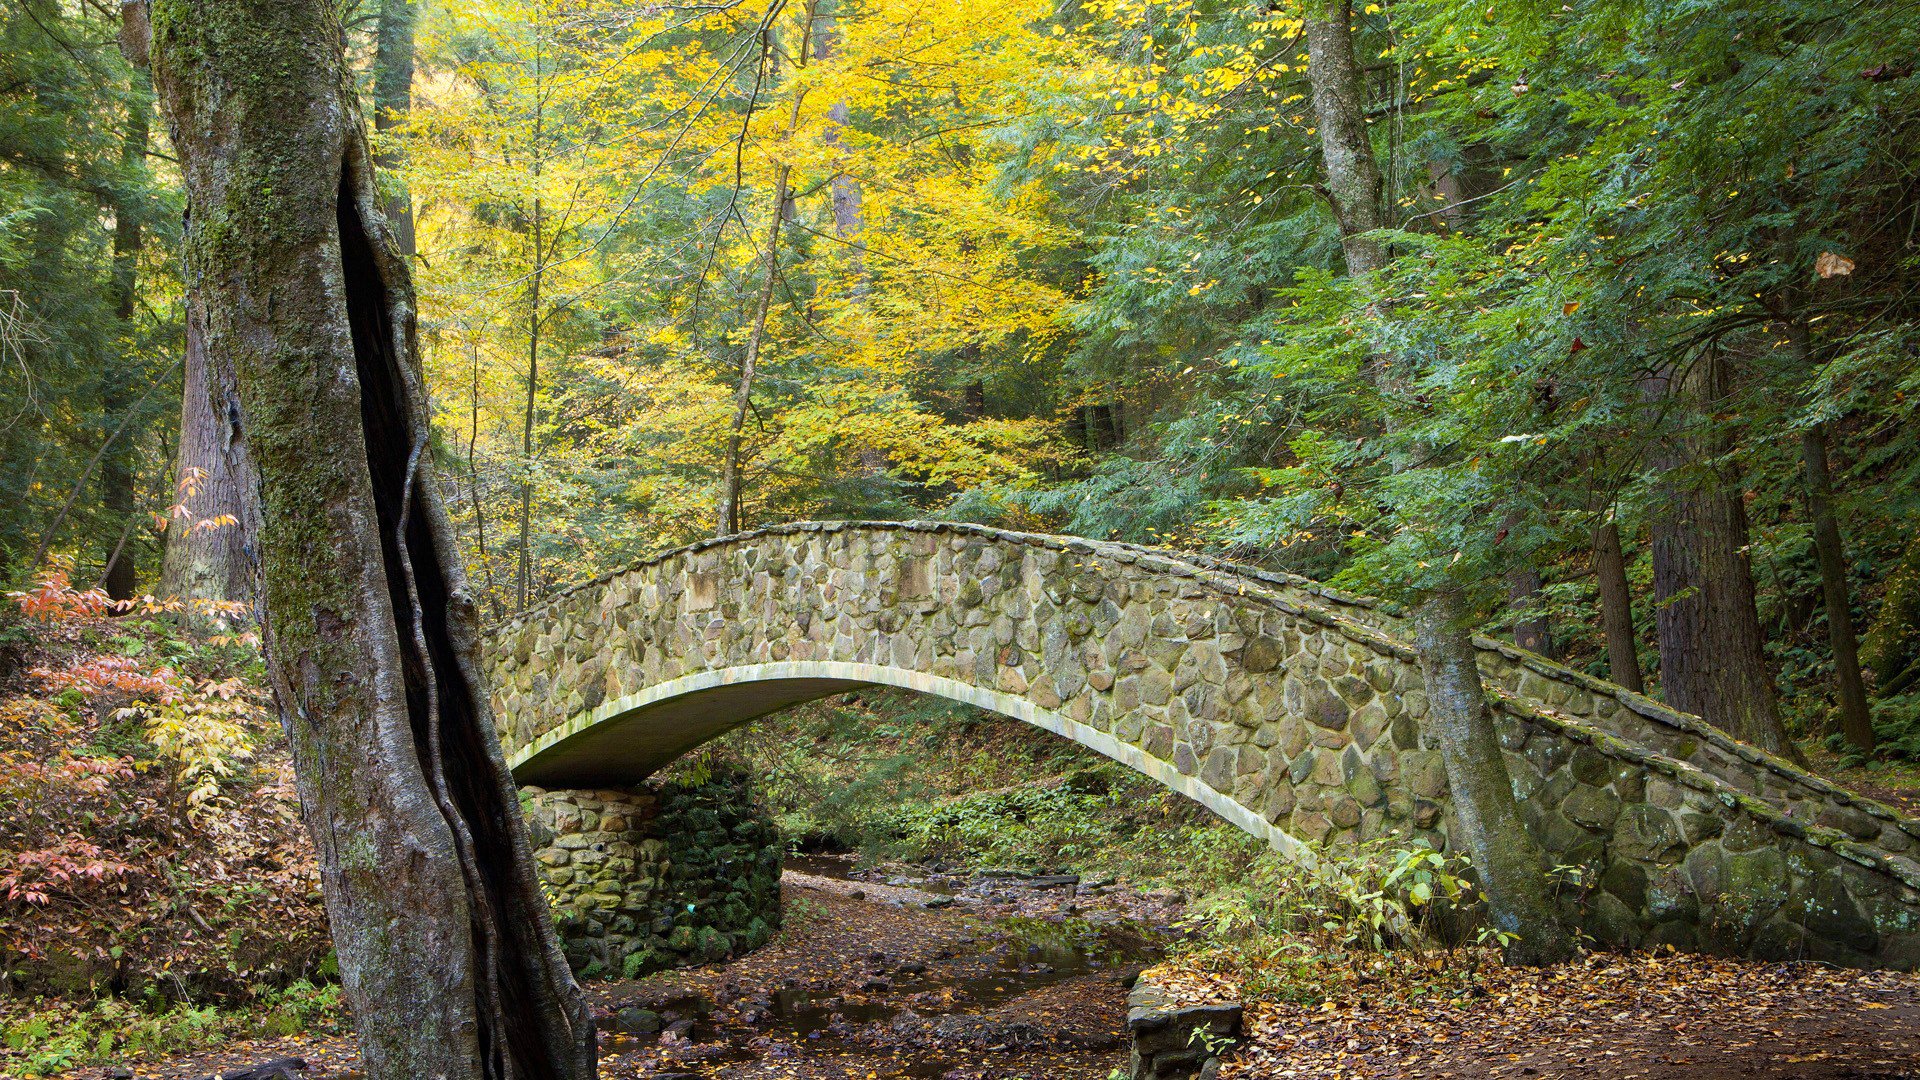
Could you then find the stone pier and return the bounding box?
[522,772,783,979]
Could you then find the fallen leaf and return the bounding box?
[1816,251,1856,278]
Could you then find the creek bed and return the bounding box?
[586,857,1182,1079]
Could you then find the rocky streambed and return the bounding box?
[585,857,1183,1079]
[78,859,1184,1080]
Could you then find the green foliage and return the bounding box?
[708,689,1263,892]
[0,3,180,587]
[1179,841,1485,1005]
[0,982,342,1077]
[1828,695,1920,765]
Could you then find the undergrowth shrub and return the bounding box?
[1826,693,1920,763]
[0,981,343,1077]
[1179,840,1489,1005]
[0,565,328,1000]
[710,689,1265,892]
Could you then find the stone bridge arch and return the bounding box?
[484,521,1920,969]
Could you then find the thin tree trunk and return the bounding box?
[372,0,416,258]
[147,7,593,1080]
[469,338,500,619]
[1647,353,1802,762]
[517,191,540,609]
[1786,316,1873,750]
[1591,519,1645,693]
[718,167,791,537]
[516,36,545,611]
[718,11,815,537]
[1305,0,1568,964]
[100,98,150,600]
[1801,421,1873,750]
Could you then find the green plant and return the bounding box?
[0,982,343,1077]
[1179,839,1485,1005]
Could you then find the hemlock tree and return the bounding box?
[143,2,595,1078]
[1302,0,1572,965]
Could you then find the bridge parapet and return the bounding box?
[483,521,1920,968]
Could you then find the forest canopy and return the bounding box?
[5,0,1920,758]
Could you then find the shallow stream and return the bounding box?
[589,856,1176,1079]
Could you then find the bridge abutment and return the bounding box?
[522,773,783,979]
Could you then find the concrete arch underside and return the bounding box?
[484,521,1920,968]
[506,661,1304,859]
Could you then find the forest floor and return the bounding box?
[1804,743,1920,816]
[63,869,1920,1080]
[1185,950,1920,1079]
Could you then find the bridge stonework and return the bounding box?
[483,522,1920,968]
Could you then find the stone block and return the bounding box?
[1563,783,1622,831]
[1404,751,1447,799]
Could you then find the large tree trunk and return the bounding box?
[1591,519,1645,694]
[1304,0,1569,964]
[1507,561,1558,660]
[147,5,593,1080]
[1648,354,1802,762]
[1415,590,1574,965]
[371,0,415,258]
[156,299,260,619]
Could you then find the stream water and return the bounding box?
[589,856,1177,1079]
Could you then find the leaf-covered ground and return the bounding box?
[1161,950,1920,1079]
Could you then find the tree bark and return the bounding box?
[1647,354,1802,762]
[1591,519,1645,693]
[811,20,863,252]
[1303,1,1386,271]
[157,298,260,619]
[148,5,593,1080]
[718,164,792,537]
[1415,591,1573,965]
[1507,561,1557,659]
[1801,422,1874,750]
[516,26,546,611]
[100,96,150,601]
[1785,316,1873,751]
[371,0,415,258]
[717,10,814,537]
[1305,0,1569,964]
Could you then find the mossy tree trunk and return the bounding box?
[1303,0,1571,965]
[1865,530,1920,699]
[145,3,594,1078]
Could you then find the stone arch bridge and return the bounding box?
[483,521,1920,968]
